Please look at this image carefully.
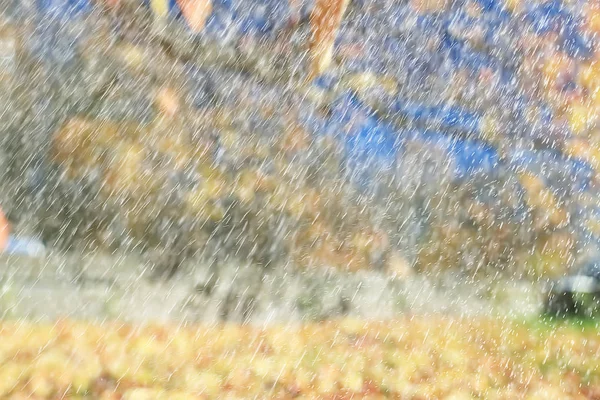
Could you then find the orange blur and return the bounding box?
[308,0,349,79]
[176,0,213,32]
[0,208,9,251]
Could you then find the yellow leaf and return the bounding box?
[150,0,170,19]
[0,364,27,397]
[568,104,597,135]
[341,371,363,392]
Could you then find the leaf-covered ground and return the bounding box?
[0,317,598,399]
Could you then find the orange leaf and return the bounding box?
[176,0,213,33]
[154,86,181,117]
[0,208,9,251]
[308,0,349,79]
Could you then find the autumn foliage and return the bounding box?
[0,318,596,399]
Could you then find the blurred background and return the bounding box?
[0,0,596,398]
[0,0,598,320]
